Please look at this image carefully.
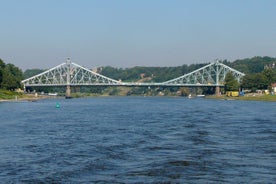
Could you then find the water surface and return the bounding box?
[0,97,275,183]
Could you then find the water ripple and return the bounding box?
[0,97,275,183]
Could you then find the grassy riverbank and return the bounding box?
[0,89,23,100]
[207,94,276,102]
[2,89,276,102]
[0,89,51,102]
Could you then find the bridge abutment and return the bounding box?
[65,58,72,99]
[216,86,220,96]
[66,85,71,99]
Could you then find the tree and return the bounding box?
[241,74,255,90]
[0,59,5,87]
[241,73,268,91]
[254,73,268,90]
[262,68,276,89]
[225,72,240,91]
[179,87,190,96]
[1,63,23,90]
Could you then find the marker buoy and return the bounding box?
[55,102,60,108]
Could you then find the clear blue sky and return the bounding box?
[1,0,276,70]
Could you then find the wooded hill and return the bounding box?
[97,56,276,95]
[98,56,276,83]
[23,56,276,82]
[222,56,276,74]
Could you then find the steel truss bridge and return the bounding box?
[21,59,245,97]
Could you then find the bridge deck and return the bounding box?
[24,83,223,87]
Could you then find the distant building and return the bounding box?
[265,63,276,69]
[140,73,146,78]
[15,88,24,93]
[271,83,276,93]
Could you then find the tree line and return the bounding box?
[0,59,23,90]
[99,56,276,93]
[240,68,276,92]
[2,56,276,94]
[223,57,276,92]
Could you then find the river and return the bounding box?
[0,97,275,183]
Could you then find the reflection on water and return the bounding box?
[0,97,275,183]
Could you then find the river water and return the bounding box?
[0,97,275,183]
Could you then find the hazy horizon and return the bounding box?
[1,0,276,70]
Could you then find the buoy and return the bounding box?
[55,102,60,108]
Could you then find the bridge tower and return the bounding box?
[215,60,221,96]
[66,58,71,98]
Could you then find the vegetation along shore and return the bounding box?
[207,93,276,102]
[1,56,276,101]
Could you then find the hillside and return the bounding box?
[98,56,276,82]
[23,56,276,82]
[224,56,276,74]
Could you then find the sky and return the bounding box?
[1,0,276,70]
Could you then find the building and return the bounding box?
[271,83,276,93]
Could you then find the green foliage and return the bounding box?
[108,87,120,96]
[229,56,276,74]
[98,56,276,85]
[100,56,276,93]
[241,73,269,91]
[24,69,45,79]
[0,89,23,99]
[225,73,240,91]
[262,68,276,88]
[0,60,23,90]
[240,61,276,91]
[202,86,216,95]
[223,57,276,93]
[99,63,206,83]
[0,59,5,85]
[178,87,190,96]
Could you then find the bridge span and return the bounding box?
[21,59,245,97]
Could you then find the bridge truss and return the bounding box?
[21,59,121,87]
[162,60,245,86]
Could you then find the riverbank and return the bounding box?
[0,95,52,102]
[206,93,276,102]
[2,89,276,102]
[0,90,55,102]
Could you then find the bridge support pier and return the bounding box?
[216,86,220,96]
[66,85,71,99]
